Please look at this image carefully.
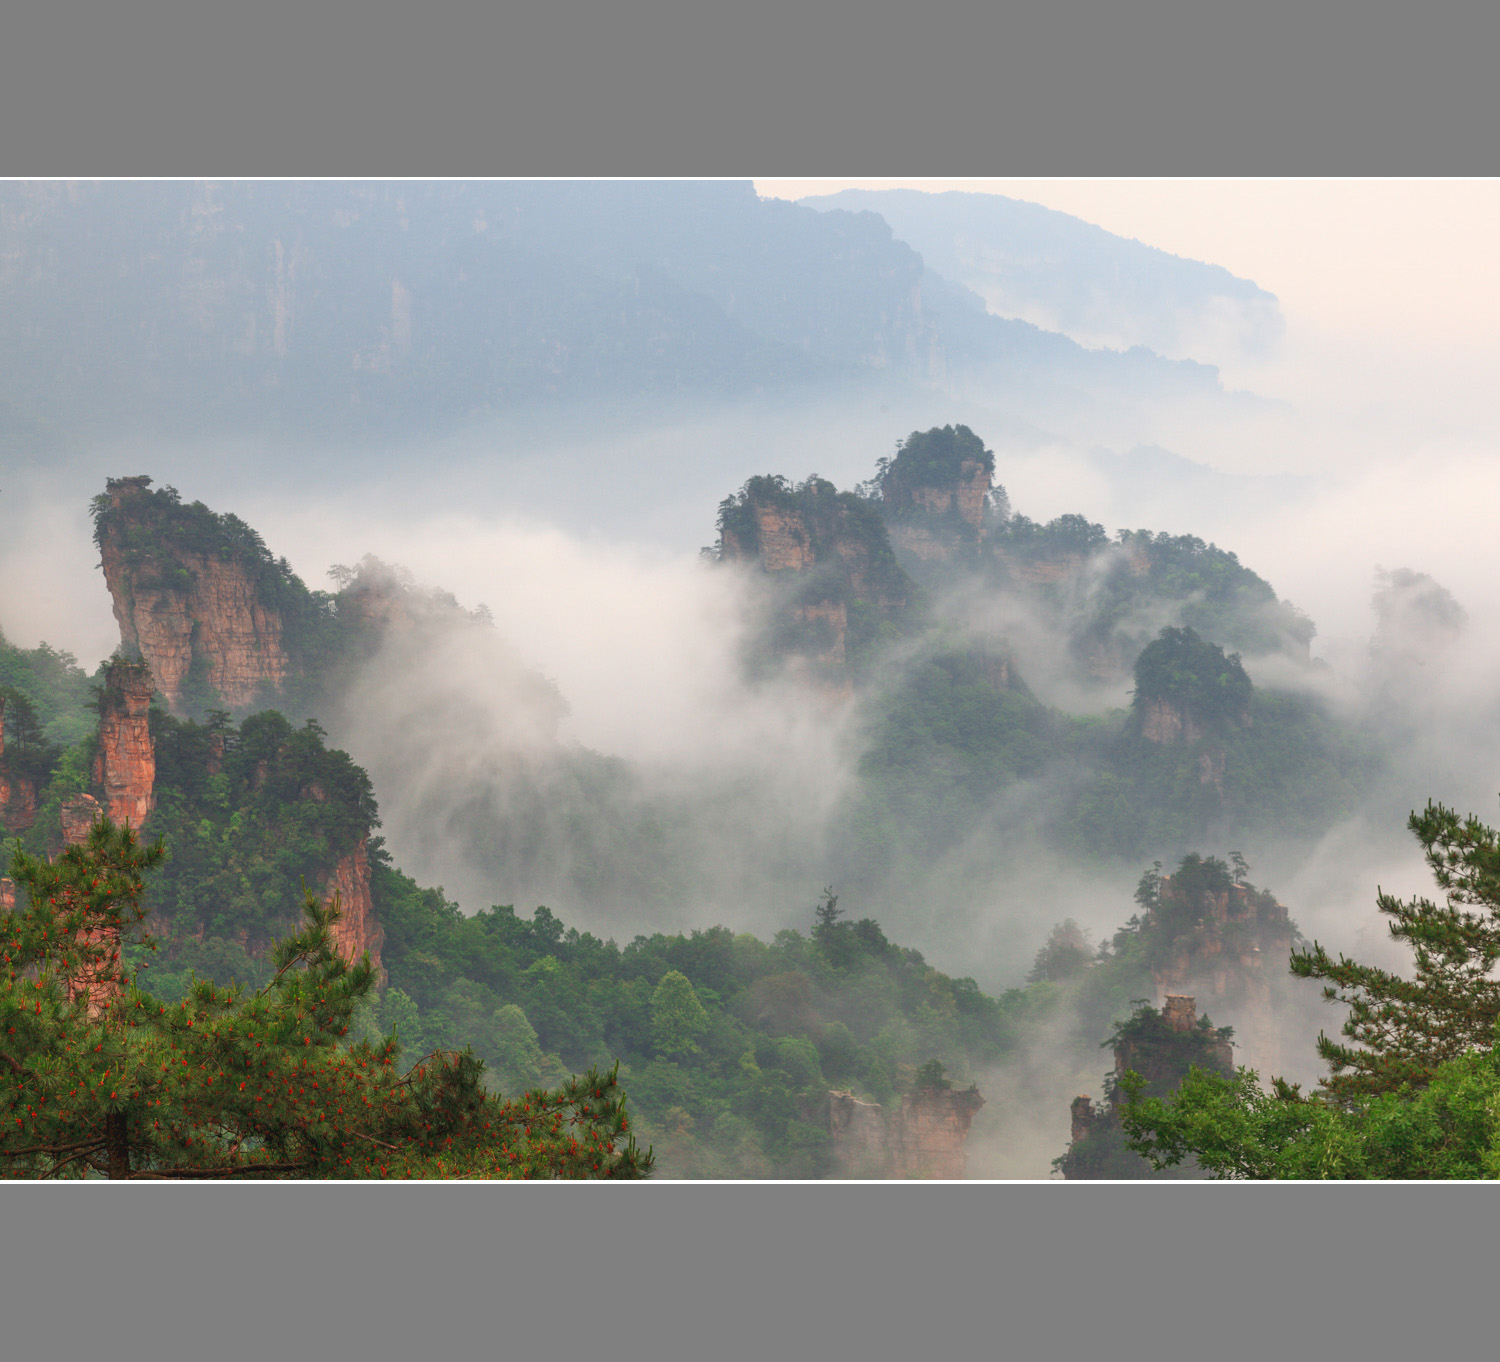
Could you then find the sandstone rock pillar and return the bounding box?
[92,660,156,829]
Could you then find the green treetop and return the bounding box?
[1292,800,1500,1099]
[651,969,710,1058]
[1,817,652,1179]
[1118,799,1500,1178]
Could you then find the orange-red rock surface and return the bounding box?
[318,835,386,983]
[825,1084,985,1178]
[92,662,156,829]
[97,479,291,712]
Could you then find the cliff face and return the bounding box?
[717,474,915,692]
[91,660,156,828]
[1140,697,1206,746]
[62,792,104,847]
[825,1084,985,1178]
[885,457,993,561]
[827,1090,889,1176]
[891,1086,986,1178]
[721,500,815,573]
[879,425,995,563]
[96,477,291,713]
[0,766,36,831]
[1060,995,1234,1179]
[1133,628,1253,804]
[1148,877,1292,1076]
[1115,993,1235,1090]
[318,834,386,983]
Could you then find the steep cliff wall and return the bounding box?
[62,792,104,846]
[879,424,995,562]
[1059,995,1234,1179]
[1140,696,1206,746]
[825,1083,985,1178]
[95,476,292,713]
[827,1090,889,1176]
[91,660,156,828]
[318,834,386,983]
[1147,877,1292,1076]
[716,474,915,690]
[891,1086,986,1178]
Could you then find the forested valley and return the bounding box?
[6,420,1466,1178]
[5,183,1497,1180]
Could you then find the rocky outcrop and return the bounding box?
[1132,628,1252,802]
[892,1086,986,1178]
[879,425,995,562]
[96,476,291,712]
[61,793,104,847]
[0,693,39,832]
[1148,877,1292,1076]
[1141,697,1205,746]
[1115,994,1235,1090]
[717,474,914,693]
[0,767,36,831]
[315,833,386,983]
[91,660,156,829]
[828,1090,890,1176]
[1059,995,1234,1179]
[721,501,815,573]
[825,1083,985,1178]
[1070,1094,1096,1145]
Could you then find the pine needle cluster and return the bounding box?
[1293,800,1500,1100]
[1,817,652,1179]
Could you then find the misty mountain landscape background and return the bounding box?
[4,179,1497,1177]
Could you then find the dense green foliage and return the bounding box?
[0,687,57,789]
[1131,626,1252,733]
[844,644,1054,873]
[844,625,1371,882]
[1117,802,1500,1177]
[1054,1002,1235,1180]
[1026,920,1093,985]
[1118,1047,1500,1180]
[362,864,1021,1176]
[1,818,651,1178]
[1292,801,1500,1099]
[875,425,996,545]
[147,709,375,952]
[0,631,96,747]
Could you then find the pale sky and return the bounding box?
[757,178,1500,468]
[756,178,1500,353]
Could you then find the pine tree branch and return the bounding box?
[1,1136,108,1159]
[122,1160,310,1178]
[351,1131,401,1151]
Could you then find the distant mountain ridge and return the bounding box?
[800,188,1283,365]
[0,181,1225,444]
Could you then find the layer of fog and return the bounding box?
[5,325,1500,1120]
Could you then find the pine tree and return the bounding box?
[1292,800,1500,1100]
[1,817,652,1178]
